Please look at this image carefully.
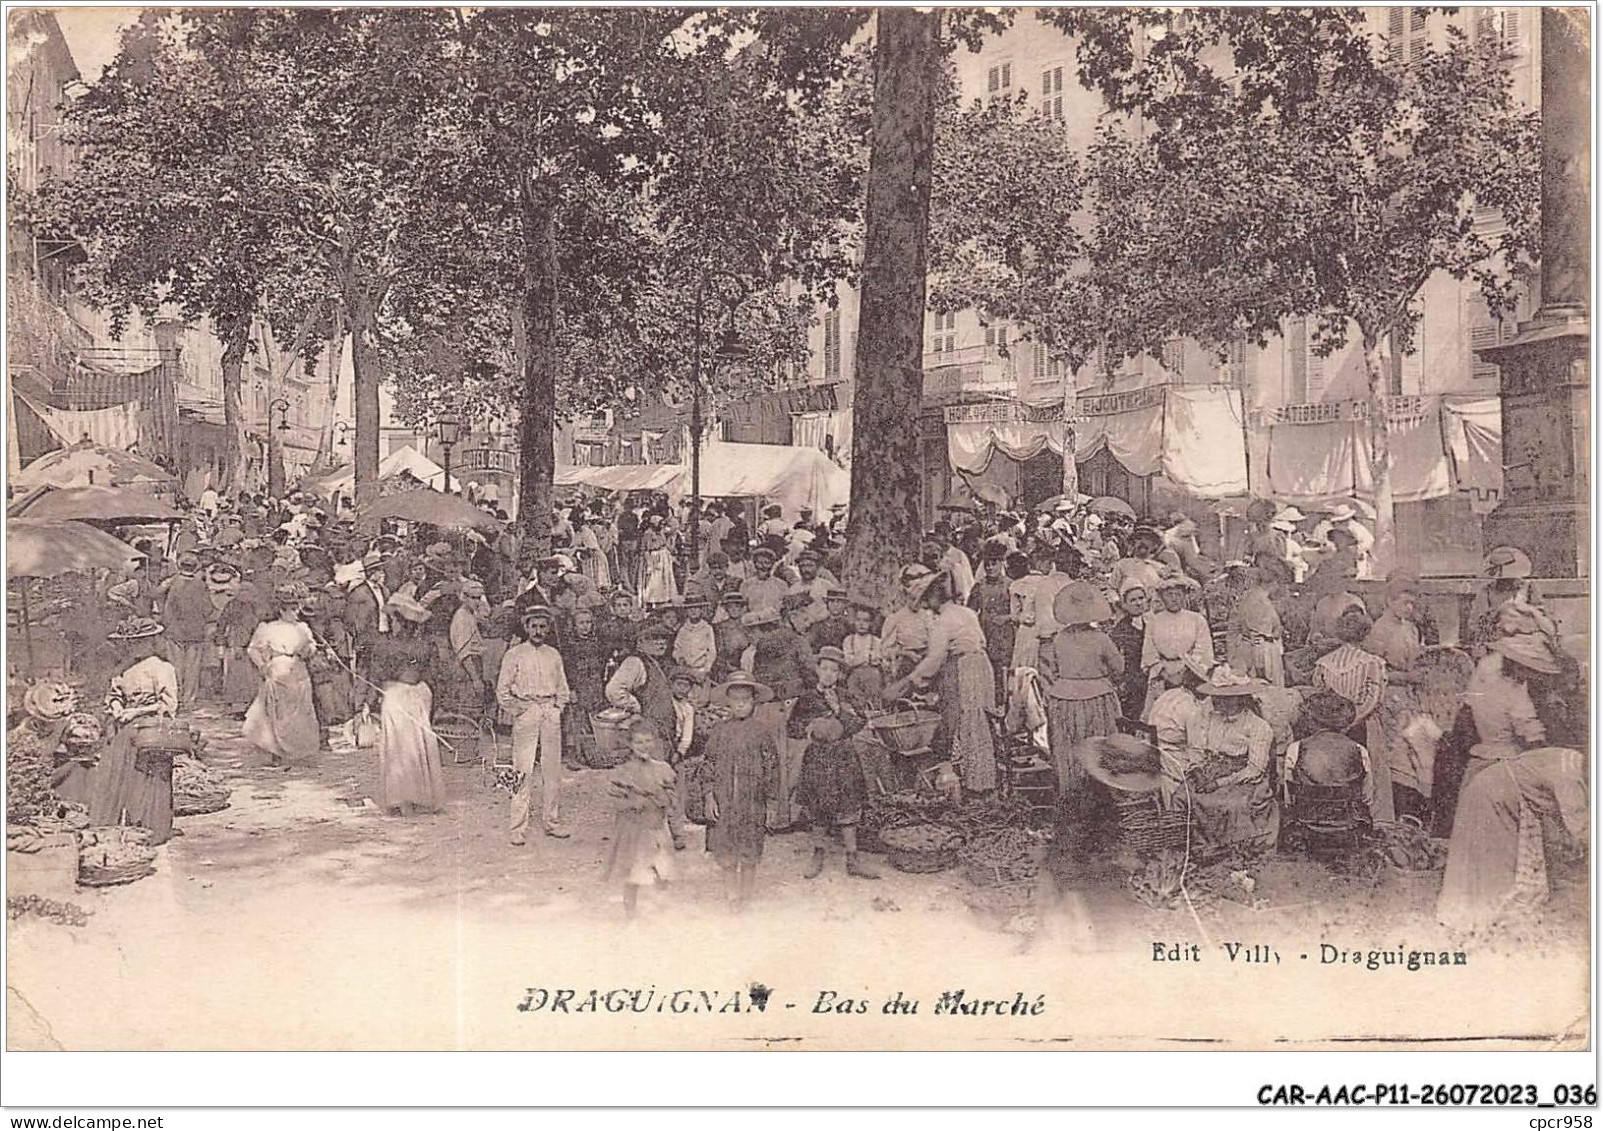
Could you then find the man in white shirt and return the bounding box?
[496,606,573,843]
[934,524,976,604]
[198,485,220,517]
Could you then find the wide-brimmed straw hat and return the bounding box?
[1052,581,1113,627]
[712,672,773,706]
[1077,734,1165,794]
[1198,665,1268,698]
[23,681,78,722]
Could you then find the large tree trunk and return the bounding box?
[349,292,382,508]
[219,314,250,494]
[518,168,559,556]
[1361,329,1395,580]
[841,7,939,605]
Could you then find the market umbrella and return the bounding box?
[9,485,183,523]
[358,489,500,533]
[1088,495,1137,519]
[8,519,146,670]
[12,439,175,491]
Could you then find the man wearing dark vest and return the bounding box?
[603,617,677,743]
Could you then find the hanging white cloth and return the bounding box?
[17,392,142,451]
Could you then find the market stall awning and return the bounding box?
[681,441,851,517]
[947,386,1249,499]
[303,444,447,499]
[554,463,683,492]
[1258,395,1501,509]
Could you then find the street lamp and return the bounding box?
[437,416,463,494]
[688,277,751,566]
[269,396,291,432]
[334,421,351,448]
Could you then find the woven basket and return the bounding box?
[129,720,197,752]
[78,827,156,887]
[869,710,941,754]
[1113,791,1190,855]
[879,823,961,873]
[959,828,1041,888]
[173,788,231,817]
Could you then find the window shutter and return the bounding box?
[1386,8,1406,62]
[1502,8,1524,51]
[1474,7,1497,42]
[1161,340,1185,377]
[1288,318,1308,402]
[1306,327,1327,402]
[1400,328,1423,393]
[988,67,999,93]
[1001,62,1012,89]
[1409,8,1427,32]
[824,309,841,382]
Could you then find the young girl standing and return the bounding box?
[375,640,445,817]
[604,719,678,919]
[703,673,778,911]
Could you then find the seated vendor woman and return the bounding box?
[1176,666,1277,856]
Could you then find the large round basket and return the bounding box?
[172,755,230,816]
[878,822,962,873]
[586,712,632,769]
[959,828,1041,888]
[432,714,486,766]
[869,710,941,755]
[77,827,157,888]
[173,788,230,817]
[1113,791,1190,855]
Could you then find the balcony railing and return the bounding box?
[921,343,1020,404]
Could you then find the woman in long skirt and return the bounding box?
[375,641,444,815]
[242,583,321,767]
[574,511,613,592]
[1039,582,1125,795]
[89,618,181,843]
[886,572,997,795]
[637,515,680,606]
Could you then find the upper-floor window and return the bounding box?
[1385,7,1431,64]
[1474,7,1527,55]
[983,322,1009,351]
[930,311,957,356]
[1161,339,1186,379]
[1039,64,1065,120]
[986,61,1013,97]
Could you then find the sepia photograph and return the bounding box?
[2,1,1593,1077]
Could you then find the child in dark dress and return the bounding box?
[702,673,778,911]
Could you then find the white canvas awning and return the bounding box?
[554,463,683,492]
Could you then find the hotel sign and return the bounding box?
[459,447,517,473]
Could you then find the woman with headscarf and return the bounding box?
[885,570,997,796]
[242,582,322,768]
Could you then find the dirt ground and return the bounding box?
[7,712,1589,1051]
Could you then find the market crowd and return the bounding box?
[11,483,1587,929]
